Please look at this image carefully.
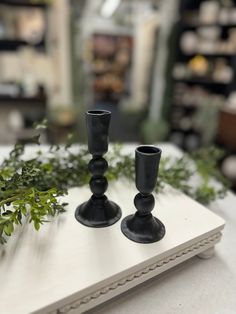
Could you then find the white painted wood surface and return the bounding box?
[0,179,224,314]
[0,144,228,314]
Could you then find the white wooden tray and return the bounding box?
[0,180,225,314]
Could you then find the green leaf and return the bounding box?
[4,222,14,236]
[34,221,40,231]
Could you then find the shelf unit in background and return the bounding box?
[168,0,236,151]
[0,0,49,143]
[0,0,49,52]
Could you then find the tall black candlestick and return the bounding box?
[121,145,165,243]
[75,110,122,227]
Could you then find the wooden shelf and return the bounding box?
[172,103,198,110]
[0,95,47,104]
[180,51,236,58]
[0,39,45,51]
[173,77,230,86]
[0,0,48,9]
[182,21,236,29]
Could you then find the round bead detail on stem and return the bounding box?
[88,157,108,176]
[134,193,155,216]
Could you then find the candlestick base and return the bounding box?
[75,195,122,228]
[121,212,165,243]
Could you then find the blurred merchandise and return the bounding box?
[188,55,209,76]
[213,58,233,82]
[17,8,45,44]
[184,133,201,150]
[199,1,220,25]
[169,0,236,151]
[180,2,236,56]
[0,80,46,100]
[225,91,236,111]
[8,109,24,132]
[222,155,236,179]
[0,82,21,97]
[182,0,236,27]
[219,7,229,25]
[0,0,235,157]
[180,31,198,53]
[192,97,223,145]
[91,34,133,104]
[0,2,47,50]
[221,155,236,191]
[173,56,233,83]
[173,83,225,108]
[50,107,78,127]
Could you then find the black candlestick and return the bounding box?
[75,110,122,227]
[121,145,165,243]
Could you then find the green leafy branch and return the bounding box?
[0,134,230,245]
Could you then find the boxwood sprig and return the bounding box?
[0,137,229,245]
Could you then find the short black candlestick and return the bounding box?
[75,110,122,227]
[121,145,165,243]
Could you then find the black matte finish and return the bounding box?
[75,110,121,227]
[135,146,161,194]
[75,196,121,228]
[121,145,166,243]
[87,110,110,156]
[121,213,165,244]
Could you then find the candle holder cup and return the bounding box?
[75,110,122,227]
[121,146,165,243]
